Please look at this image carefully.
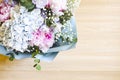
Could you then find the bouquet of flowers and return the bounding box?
[0,0,79,70]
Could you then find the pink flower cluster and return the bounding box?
[30,28,54,53]
[0,2,11,22]
[32,0,67,14]
[47,0,67,11]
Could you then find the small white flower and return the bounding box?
[32,0,48,8]
[20,6,28,14]
[54,23,62,33]
[23,17,30,25]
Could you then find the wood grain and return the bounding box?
[0,0,120,80]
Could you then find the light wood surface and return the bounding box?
[0,0,120,80]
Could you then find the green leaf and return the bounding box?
[20,0,35,11]
[59,10,73,25]
[27,5,35,11]
[73,38,78,43]
[35,64,41,71]
[20,0,26,2]
[9,57,14,61]
[7,53,15,61]
[33,64,37,67]
[30,46,41,58]
[34,59,40,63]
[32,52,37,58]
[45,18,54,27]
[33,58,41,71]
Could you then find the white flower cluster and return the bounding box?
[67,0,81,11]
[3,6,44,52]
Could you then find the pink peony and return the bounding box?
[0,2,11,22]
[32,0,67,14]
[30,28,54,53]
[48,0,67,12]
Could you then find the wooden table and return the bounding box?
[0,0,120,80]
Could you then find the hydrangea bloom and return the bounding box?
[3,6,44,52]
